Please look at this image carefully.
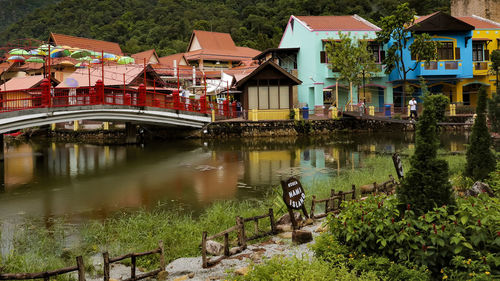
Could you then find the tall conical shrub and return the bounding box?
[397,88,454,215]
[465,86,496,180]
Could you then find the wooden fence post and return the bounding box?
[223,233,230,257]
[338,190,343,208]
[253,218,259,236]
[201,231,208,268]
[131,256,136,281]
[269,208,276,234]
[310,196,316,218]
[352,184,356,199]
[76,256,85,281]
[236,216,247,248]
[159,241,165,269]
[103,252,110,281]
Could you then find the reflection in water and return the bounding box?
[0,132,469,227]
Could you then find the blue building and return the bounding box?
[388,12,475,109]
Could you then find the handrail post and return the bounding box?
[173,90,180,110]
[269,208,276,234]
[138,84,146,107]
[223,99,229,117]
[200,94,207,113]
[95,79,104,105]
[159,241,165,270]
[41,78,50,107]
[131,255,136,281]
[232,100,237,118]
[201,231,208,268]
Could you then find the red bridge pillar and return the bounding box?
[95,80,104,104]
[41,78,50,107]
[138,84,146,107]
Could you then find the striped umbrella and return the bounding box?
[7,56,26,62]
[26,57,45,63]
[50,48,71,58]
[117,56,135,65]
[9,49,29,56]
[29,49,47,56]
[70,50,91,59]
[102,53,117,61]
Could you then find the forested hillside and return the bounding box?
[0,0,449,56]
[0,0,61,31]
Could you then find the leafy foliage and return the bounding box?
[324,194,500,278]
[398,85,453,214]
[325,32,379,91]
[0,0,61,31]
[0,0,450,56]
[465,87,496,181]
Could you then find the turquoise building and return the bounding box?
[278,15,393,112]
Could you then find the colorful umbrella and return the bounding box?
[26,57,45,63]
[29,49,47,56]
[101,53,117,61]
[58,60,75,66]
[89,50,101,56]
[75,62,89,68]
[9,49,29,56]
[70,50,91,59]
[90,59,101,64]
[77,56,92,61]
[39,44,54,51]
[117,56,135,65]
[50,48,71,58]
[7,56,26,63]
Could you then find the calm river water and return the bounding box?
[0,132,470,225]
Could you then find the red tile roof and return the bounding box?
[158,53,187,67]
[189,30,237,51]
[413,12,440,25]
[185,30,260,62]
[457,15,500,29]
[1,75,56,91]
[294,15,380,31]
[132,49,159,64]
[50,33,123,55]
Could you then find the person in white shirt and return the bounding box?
[409,97,417,119]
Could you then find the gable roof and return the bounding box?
[132,49,160,64]
[409,12,474,32]
[293,15,380,31]
[457,15,500,29]
[158,53,188,67]
[234,60,301,87]
[187,30,237,52]
[49,33,123,55]
[2,75,59,91]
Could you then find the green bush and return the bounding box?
[466,86,497,181]
[233,256,380,281]
[398,91,454,215]
[323,194,500,276]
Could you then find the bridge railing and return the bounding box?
[0,80,237,118]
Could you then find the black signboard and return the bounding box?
[392,153,404,180]
[282,177,306,209]
[280,177,309,230]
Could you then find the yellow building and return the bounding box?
[457,15,500,107]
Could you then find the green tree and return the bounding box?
[397,81,454,215]
[325,32,379,106]
[377,3,440,106]
[491,49,500,91]
[487,51,500,133]
[465,86,497,181]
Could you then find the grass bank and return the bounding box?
[0,153,466,276]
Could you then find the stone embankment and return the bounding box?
[203,117,471,138]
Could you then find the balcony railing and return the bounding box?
[418,60,462,76]
[445,61,458,70]
[473,61,489,71]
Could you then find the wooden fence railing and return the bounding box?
[103,241,165,281]
[360,175,397,196]
[202,208,278,268]
[0,256,85,281]
[310,185,355,219]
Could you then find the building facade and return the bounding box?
[278,15,393,112]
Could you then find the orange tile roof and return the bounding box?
[1,75,56,91]
[457,15,500,29]
[189,30,237,51]
[50,32,123,55]
[132,49,159,64]
[158,53,187,67]
[294,15,380,31]
[184,47,260,62]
